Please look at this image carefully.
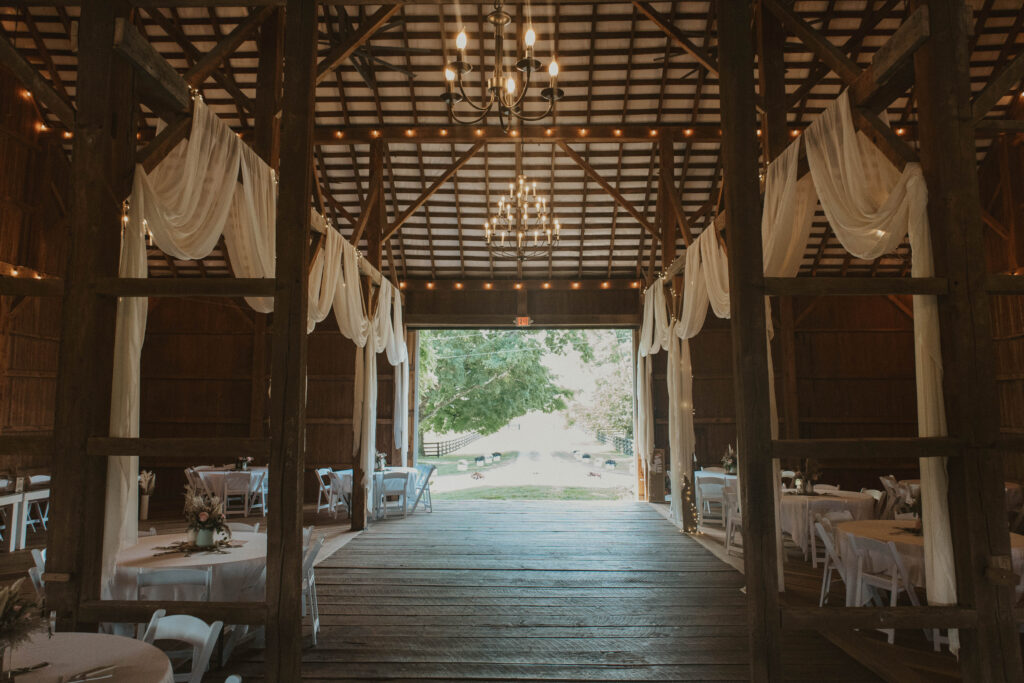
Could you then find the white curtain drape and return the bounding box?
[105,100,410,591]
[635,220,731,526]
[805,91,955,634]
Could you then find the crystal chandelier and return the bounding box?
[441,2,562,132]
[485,174,560,262]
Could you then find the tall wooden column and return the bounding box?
[911,1,1022,678]
[48,0,135,628]
[265,0,316,678]
[717,1,782,680]
[248,7,284,439]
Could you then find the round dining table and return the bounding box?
[333,466,420,518]
[835,519,1024,606]
[780,489,876,555]
[113,531,266,601]
[10,632,173,683]
[194,466,267,497]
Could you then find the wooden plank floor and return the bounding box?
[229,500,879,681]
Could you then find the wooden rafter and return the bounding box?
[972,49,1024,124]
[632,1,718,76]
[382,142,483,243]
[315,4,402,85]
[557,141,658,242]
[0,25,75,128]
[184,7,274,90]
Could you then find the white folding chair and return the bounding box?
[724,487,743,556]
[222,472,252,517]
[780,470,796,488]
[227,522,260,534]
[696,478,726,527]
[810,510,853,569]
[814,520,848,606]
[27,566,44,601]
[137,567,213,602]
[879,475,901,519]
[411,463,436,513]
[246,471,266,517]
[30,548,45,572]
[849,535,938,647]
[302,536,325,646]
[141,609,223,683]
[377,471,411,519]
[315,468,335,515]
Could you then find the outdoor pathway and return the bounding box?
[229,501,879,681]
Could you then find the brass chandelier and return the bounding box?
[440,1,562,132]
[484,174,560,262]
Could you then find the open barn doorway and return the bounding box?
[414,328,637,502]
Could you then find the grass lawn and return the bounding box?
[427,450,519,477]
[433,485,629,501]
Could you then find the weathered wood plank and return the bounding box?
[764,276,947,296]
[264,0,317,679]
[0,28,75,128]
[86,436,270,458]
[112,17,190,117]
[314,4,402,85]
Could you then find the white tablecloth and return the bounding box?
[195,467,267,498]
[333,467,419,513]
[11,632,173,683]
[113,531,266,601]
[0,491,22,552]
[780,490,876,554]
[836,519,1024,606]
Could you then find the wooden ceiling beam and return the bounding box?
[113,17,191,118]
[183,6,275,89]
[315,4,402,86]
[762,0,920,166]
[557,141,659,242]
[301,124,725,144]
[632,1,719,75]
[382,141,483,243]
[972,49,1024,124]
[0,27,75,128]
[143,7,255,113]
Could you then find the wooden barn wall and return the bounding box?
[978,133,1024,483]
[139,301,399,515]
[650,295,919,491]
[0,65,70,475]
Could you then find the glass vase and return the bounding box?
[195,528,214,548]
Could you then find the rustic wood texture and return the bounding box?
[226,501,879,681]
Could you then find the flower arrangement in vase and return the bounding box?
[375,451,388,472]
[720,445,737,474]
[183,484,230,548]
[0,579,42,676]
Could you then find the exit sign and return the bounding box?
[514,316,532,327]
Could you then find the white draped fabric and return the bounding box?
[803,91,955,633]
[636,222,730,525]
[105,100,409,590]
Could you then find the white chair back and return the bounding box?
[141,609,223,683]
[302,535,325,578]
[27,566,44,600]
[137,567,212,602]
[823,510,854,525]
[30,548,45,571]
[227,522,260,534]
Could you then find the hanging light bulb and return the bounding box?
[548,60,559,78]
[524,26,536,48]
[506,75,516,94]
[456,28,468,51]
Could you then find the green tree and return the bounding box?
[418,329,592,435]
[566,330,634,438]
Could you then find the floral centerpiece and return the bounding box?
[375,451,388,472]
[138,470,155,521]
[0,579,42,675]
[183,484,230,548]
[720,445,737,475]
[234,456,253,471]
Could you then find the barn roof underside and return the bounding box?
[2,1,1022,281]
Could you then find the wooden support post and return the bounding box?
[407,329,419,466]
[717,1,782,680]
[777,298,800,440]
[249,314,267,438]
[254,7,285,170]
[910,1,1023,679]
[48,0,136,629]
[265,1,316,679]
